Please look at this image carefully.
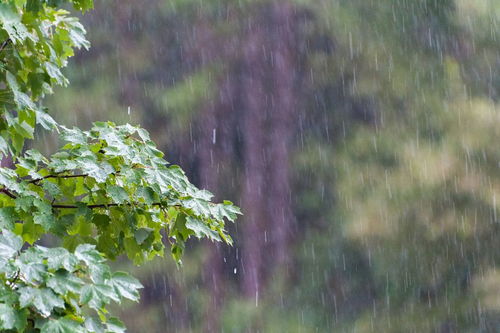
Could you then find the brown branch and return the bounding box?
[52,203,122,209]
[29,174,89,184]
[29,171,124,185]
[0,186,178,210]
[0,188,17,199]
[0,39,11,54]
[51,202,168,209]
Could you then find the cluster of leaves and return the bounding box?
[0,230,140,332]
[0,121,239,264]
[0,0,240,331]
[0,0,93,155]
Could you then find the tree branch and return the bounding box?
[0,186,177,210]
[51,202,166,209]
[0,39,11,54]
[0,188,17,199]
[29,174,89,184]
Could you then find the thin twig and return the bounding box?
[0,188,17,199]
[51,202,167,209]
[0,39,11,54]
[10,270,20,285]
[0,186,179,210]
[29,174,89,184]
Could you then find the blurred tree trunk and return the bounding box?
[241,0,302,297]
[112,0,307,327]
[240,24,269,297]
[199,96,223,332]
[266,0,297,272]
[199,76,239,331]
[195,1,305,304]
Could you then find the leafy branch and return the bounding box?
[28,173,89,184]
[0,0,240,331]
[0,188,168,209]
[51,202,170,209]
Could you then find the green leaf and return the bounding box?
[0,284,17,304]
[170,213,193,242]
[84,318,104,333]
[16,257,47,284]
[0,229,23,258]
[66,17,91,49]
[36,109,59,130]
[0,304,27,331]
[73,0,95,12]
[0,207,17,230]
[75,244,105,266]
[67,218,93,237]
[45,247,79,272]
[34,213,56,230]
[85,161,114,183]
[60,127,87,145]
[107,185,129,204]
[170,243,184,264]
[11,133,25,155]
[106,272,143,302]
[16,120,35,139]
[42,181,62,198]
[0,136,9,156]
[44,62,68,86]
[0,304,15,330]
[0,4,33,43]
[88,263,111,284]
[26,0,41,12]
[47,271,84,295]
[134,227,152,245]
[15,195,34,212]
[105,317,126,333]
[34,199,53,215]
[123,237,145,265]
[136,186,157,204]
[19,287,65,317]
[6,72,36,110]
[92,214,110,228]
[39,317,84,333]
[80,284,118,310]
[186,216,220,241]
[0,256,16,276]
[20,220,44,244]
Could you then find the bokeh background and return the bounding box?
[42,0,500,331]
